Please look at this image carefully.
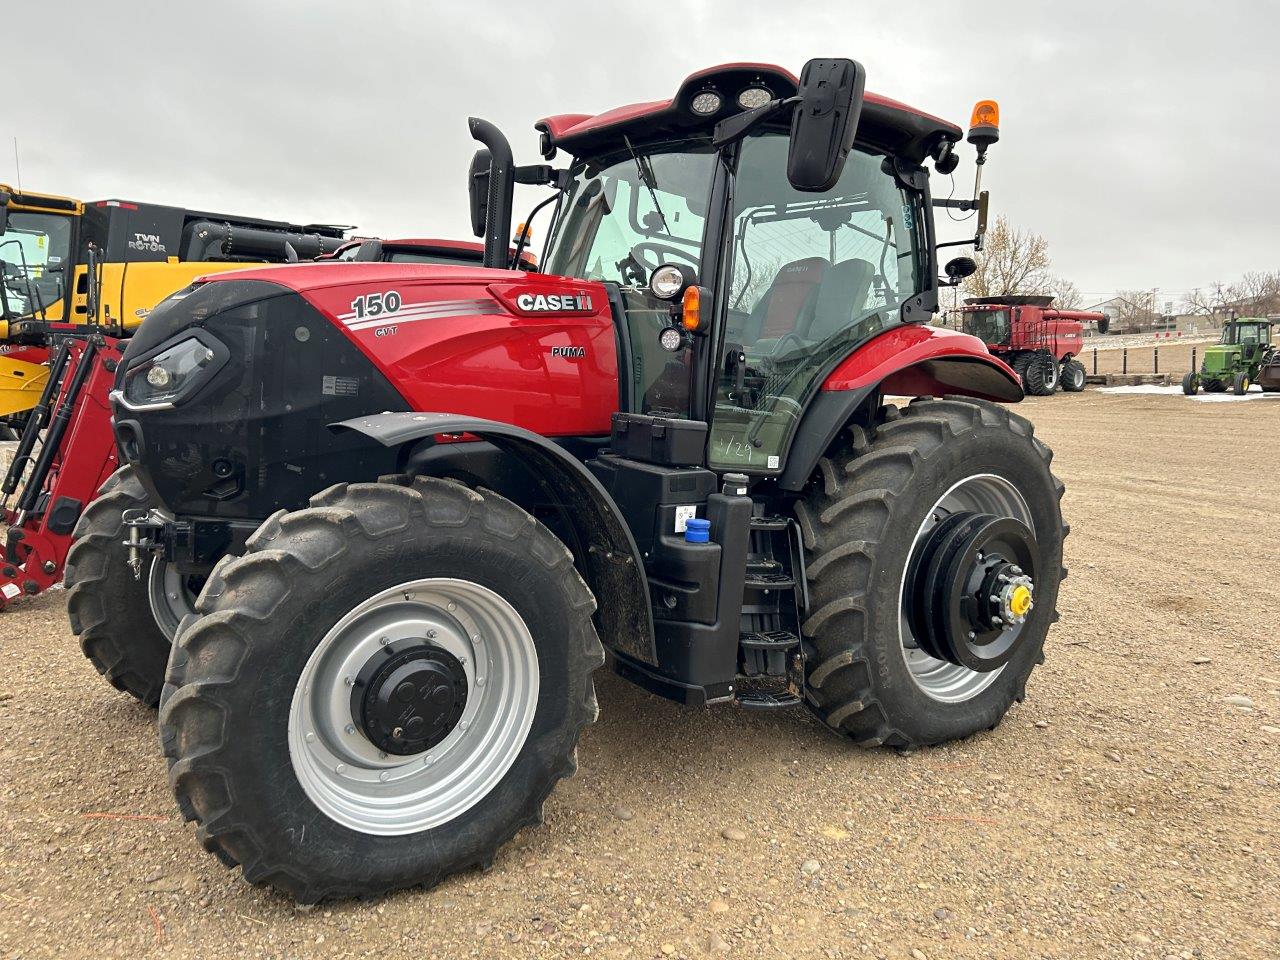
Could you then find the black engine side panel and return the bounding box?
[116,280,407,519]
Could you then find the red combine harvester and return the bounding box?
[0,239,501,615]
[65,60,1068,901]
[960,295,1107,394]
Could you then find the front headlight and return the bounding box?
[120,333,226,408]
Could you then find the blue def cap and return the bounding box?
[684,518,711,543]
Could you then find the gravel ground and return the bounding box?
[1,391,1277,960]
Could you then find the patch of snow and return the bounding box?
[1097,384,1280,402]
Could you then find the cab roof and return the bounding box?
[536,62,963,164]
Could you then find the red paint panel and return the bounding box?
[823,324,1018,398]
[300,277,619,438]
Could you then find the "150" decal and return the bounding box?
[350,290,402,319]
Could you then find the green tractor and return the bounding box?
[1183,318,1276,395]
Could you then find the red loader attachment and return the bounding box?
[0,330,121,608]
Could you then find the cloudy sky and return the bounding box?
[7,1,1276,307]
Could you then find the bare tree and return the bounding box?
[1112,291,1159,332]
[1050,276,1083,310]
[1185,271,1280,318]
[1232,270,1280,315]
[1185,281,1230,317]
[961,216,1053,300]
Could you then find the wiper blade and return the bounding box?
[623,135,670,235]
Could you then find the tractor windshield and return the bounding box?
[544,139,716,414]
[0,210,74,319]
[1223,322,1266,347]
[709,132,924,472]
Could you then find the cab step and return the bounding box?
[748,515,790,532]
[739,629,800,677]
[743,571,796,590]
[736,689,802,710]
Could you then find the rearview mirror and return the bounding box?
[468,148,491,239]
[787,58,866,192]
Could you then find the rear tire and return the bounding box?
[1061,359,1087,392]
[1232,372,1250,395]
[158,476,603,902]
[794,398,1066,748]
[1204,379,1226,393]
[66,467,172,707]
[1182,372,1199,395]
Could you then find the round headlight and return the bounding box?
[659,327,684,352]
[146,365,172,388]
[650,264,687,300]
[690,91,723,116]
[737,86,772,110]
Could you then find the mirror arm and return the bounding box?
[712,96,800,149]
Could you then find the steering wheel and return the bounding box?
[631,241,699,274]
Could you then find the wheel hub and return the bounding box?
[905,510,1037,673]
[352,642,468,756]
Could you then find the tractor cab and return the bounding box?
[1218,318,1273,355]
[529,62,996,475]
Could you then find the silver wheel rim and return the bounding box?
[288,578,539,836]
[147,556,198,642]
[898,474,1034,703]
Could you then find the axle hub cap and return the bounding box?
[353,643,468,755]
[905,510,1038,674]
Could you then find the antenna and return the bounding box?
[12,138,21,193]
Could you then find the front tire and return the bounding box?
[794,398,1066,748]
[1021,352,1058,396]
[66,467,175,706]
[1182,372,1199,395]
[1232,372,1250,395]
[159,476,603,902]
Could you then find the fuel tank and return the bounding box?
[113,263,619,520]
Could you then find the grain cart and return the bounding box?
[68,60,1067,901]
[960,296,1105,394]
[1182,317,1276,395]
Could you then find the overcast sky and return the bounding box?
[7,1,1276,307]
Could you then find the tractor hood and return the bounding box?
[114,264,620,521]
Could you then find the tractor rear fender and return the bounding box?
[777,324,1021,492]
[331,412,657,666]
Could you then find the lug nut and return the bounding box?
[345,724,356,735]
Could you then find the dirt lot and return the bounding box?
[1,391,1277,960]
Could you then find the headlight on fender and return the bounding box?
[119,333,227,409]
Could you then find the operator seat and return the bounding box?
[743,257,828,347]
[806,258,877,342]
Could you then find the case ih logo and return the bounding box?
[128,232,167,254]
[515,292,593,313]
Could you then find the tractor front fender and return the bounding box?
[777,324,1022,492]
[332,412,656,666]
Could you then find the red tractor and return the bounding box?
[66,60,1067,901]
[960,295,1106,394]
